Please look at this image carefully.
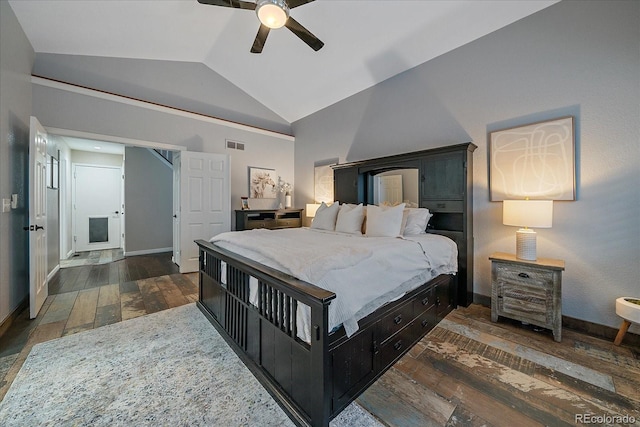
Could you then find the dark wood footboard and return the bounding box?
[195,239,455,427]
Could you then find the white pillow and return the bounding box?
[335,203,364,235]
[310,202,339,231]
[365,203,406,237]
[403,208,432,235]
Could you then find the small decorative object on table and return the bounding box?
[275,176,293,208]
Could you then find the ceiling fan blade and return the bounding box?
[251,24,271,54]
[197,0,256,10]
[285,16,324,51]
[288,0,315,9]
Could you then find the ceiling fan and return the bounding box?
[197,0,324,54]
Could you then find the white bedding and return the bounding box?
[209,227,457,341]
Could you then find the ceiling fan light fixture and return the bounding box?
[256,0,289,29]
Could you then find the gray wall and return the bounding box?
[33,54,291,135]
[293,1,640,332]
[31,83,296,230]
[124,147,172,254]
[0,0,34,325]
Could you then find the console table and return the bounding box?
[235,209,303,231]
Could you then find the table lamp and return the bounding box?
[306,203,321,218]
[503,199,553,261]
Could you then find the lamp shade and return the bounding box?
[306,203,321,218]
[503,200,553,228]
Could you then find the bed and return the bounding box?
[196,142,476,427]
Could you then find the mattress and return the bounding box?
[210,227,457,341]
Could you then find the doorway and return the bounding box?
[72,164,123,253]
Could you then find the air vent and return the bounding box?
[226,140,245,151]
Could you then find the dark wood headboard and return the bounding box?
[332,142,477,306]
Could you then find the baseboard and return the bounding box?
[0,297,28,339]
[47,264,60,281]
[472,293,491,307]
[123,247,172,257]
[562,315,640,348]
[473,293,640,348]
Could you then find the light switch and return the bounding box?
[11,194,18,209]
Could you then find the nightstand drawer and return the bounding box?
[498,283,549,323]
[494,263,554,290]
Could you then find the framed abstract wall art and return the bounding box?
[489,116,575,201]
[314,162,335,203]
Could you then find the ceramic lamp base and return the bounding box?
[516,228,537,261]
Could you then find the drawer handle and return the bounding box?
[437,203,446,208]
[421,319,429,328]
[518,272,530,278]
[393,340,403,351]
[393,315,403,325]
[421,297,429,306]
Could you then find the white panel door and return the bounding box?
[376,174,403,205]
[28,116,48,319]
[178,151,230,273]
[73,164,123,252]
[172,151,181,266]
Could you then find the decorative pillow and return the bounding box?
[335,203,364,235]
[365,203,406,237]
[310,202,339,231]
[403,208,432,235]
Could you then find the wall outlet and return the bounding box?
[2,199,11,213]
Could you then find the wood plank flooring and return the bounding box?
[2,251,639,426]
[359,304,640,426]
[0,252,197,401]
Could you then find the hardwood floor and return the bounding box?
[359,304,640,426]
[0,252,197,401]
[2,252,639,426]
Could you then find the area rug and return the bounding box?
[0,304,382,426]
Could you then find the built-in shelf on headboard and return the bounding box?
[332,142,477,306]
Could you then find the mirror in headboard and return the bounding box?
[369,169,419,207]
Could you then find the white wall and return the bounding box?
[293,0,640,332]
[55,137,72,259]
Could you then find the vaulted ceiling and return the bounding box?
[9,0,557,124]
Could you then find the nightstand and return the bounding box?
[489,252,565,342]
